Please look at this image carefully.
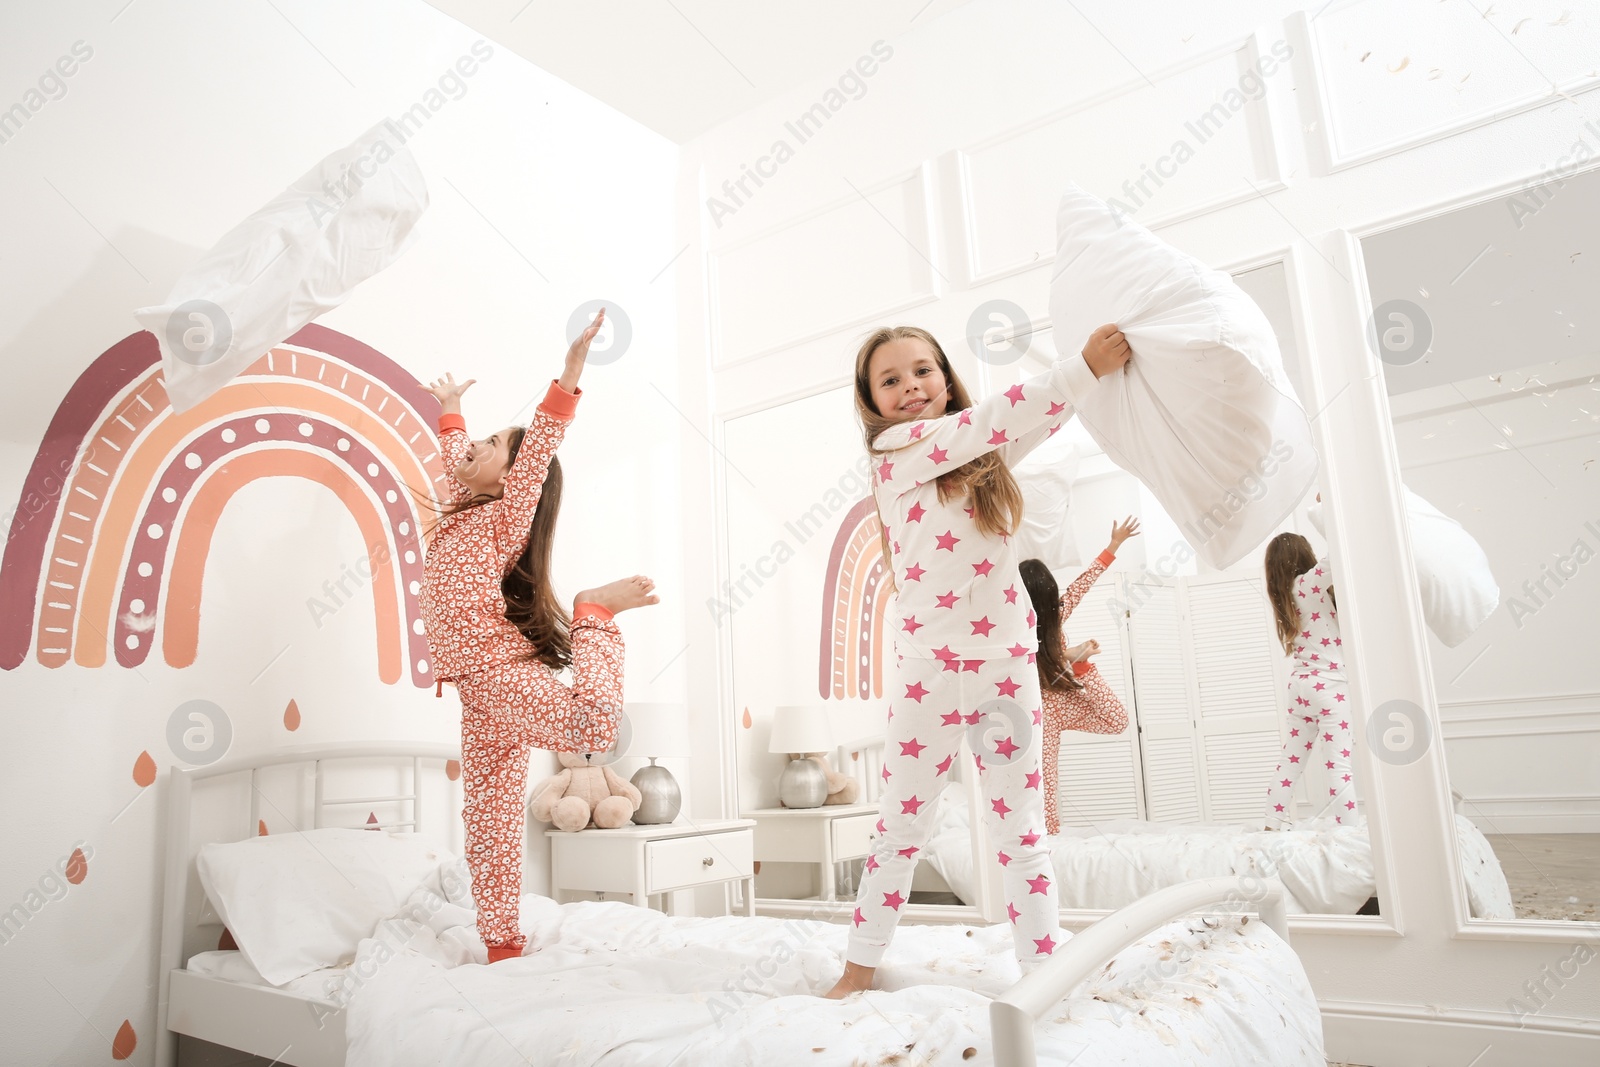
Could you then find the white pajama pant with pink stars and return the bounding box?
[1264,667,1357,828]
[847,654,1063,971]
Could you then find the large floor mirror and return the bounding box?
[1361,164,1600,925]
[719,259,1454,922]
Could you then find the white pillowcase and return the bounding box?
[1306,489,1499,647]
[134,121,428,414]
[1048,184,1317,569]
[1013,438,1081,569]
[196,828,450,986]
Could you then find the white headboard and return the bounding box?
[154,742,460,1067]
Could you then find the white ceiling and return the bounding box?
[422,0,980,144]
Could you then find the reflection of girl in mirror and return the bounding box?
[1262,531,1356,830]
[823,322,1130,999]
[1021,516,1139,837]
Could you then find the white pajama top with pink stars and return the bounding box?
[1264,557,1357,827]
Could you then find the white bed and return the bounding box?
[156,743,1326,1067]
[918,789,1515,919]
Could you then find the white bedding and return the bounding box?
[921,792,1513,918]
[343,860,1324,1066]
[185,948,346,1002]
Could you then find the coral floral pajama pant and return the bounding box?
[453,615,625,951]
[1263,665,1357,829]
[848,654,1063,971]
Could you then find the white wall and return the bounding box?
[0,1,679,1061]
[670,0,1600,1060]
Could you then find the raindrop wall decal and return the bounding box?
[741,707,752,729]
[366,812,380,830]
[111,1020,136,1060]
[132,751,156,787]
[445,759,460,781]
[257,820,268,837]
[283,699,301,731]
[65,848,87,886]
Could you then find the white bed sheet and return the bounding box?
[343,862,1324,1066]
[920,792,1513,918]
[185,948,347,1002]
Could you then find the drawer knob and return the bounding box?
[703,856,715,867]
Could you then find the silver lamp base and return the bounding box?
[778,756,827,808]
[630,758,681,824]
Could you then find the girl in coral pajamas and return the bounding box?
[420,310,659,962]
[825,322,1131,998]
[1262,531,1356,829]
[1019,516,1139,838]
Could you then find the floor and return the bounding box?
[1485,832,1600,921]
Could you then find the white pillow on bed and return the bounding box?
[196,828,448,986]
[1048,184,1318,569]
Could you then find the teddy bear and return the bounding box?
[780,753,860,806]
[530,750,642,831]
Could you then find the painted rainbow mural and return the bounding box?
[817,497,891,701]
[0,324,449,687]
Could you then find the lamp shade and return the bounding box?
[768,705,833,754]
[616,702,691,759]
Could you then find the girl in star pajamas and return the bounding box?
[419,310,659,962]
[1019,517,1139,838]
[825,321,1131,998]
[1262,532,1356,829]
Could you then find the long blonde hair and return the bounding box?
[853,326,1025,572]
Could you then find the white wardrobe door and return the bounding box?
[1057,578,1143,824]
[1186,576,1287,823]
[1125,580,1204,822]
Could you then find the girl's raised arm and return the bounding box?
[872,325,1128,493]
[426,373,478,503]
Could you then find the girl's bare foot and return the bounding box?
[822,962,875,999]
[575,575,659,616]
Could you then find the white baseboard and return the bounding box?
[1322,999,1600,1067]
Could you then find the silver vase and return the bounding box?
[778,756,827,808]
[630,758,682,824]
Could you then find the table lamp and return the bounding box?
[619,702,690,824]
[768,705,834,808]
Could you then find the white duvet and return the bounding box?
[921,792,1513,919]
[342,859,1323,1066]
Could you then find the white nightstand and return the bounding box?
[745,803,882,901]
[546,818,757,916]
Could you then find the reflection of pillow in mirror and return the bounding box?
[1306,489,1499,647]
[1013,439,1080,569]
[1049,184,1317,569]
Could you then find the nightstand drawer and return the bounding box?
[647,829,753,893]
[830,814,880,860]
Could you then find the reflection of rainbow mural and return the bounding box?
[0,324,447,686]
[817,497,890,700]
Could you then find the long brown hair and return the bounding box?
[419,427,572,671]
[853,326,1026,569]
[1019,558,1083,693]
[1264,532,1335,656]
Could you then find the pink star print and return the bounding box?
[1019,830,1040,847]
[1046,401,1066,416]
[1007,643,1030,658]
[904,681,929,702]
[973,558,995,577]
[971,617,996,637]
[1025,609,1036,628]
[900,738,926,758]
[988,428,1009,445]
[994,735,1019,758]
[956,410,972,427]
[1007,902,1021,923]
[901,795,924,815]
[877,459,893,482]
[906,502,926,523]
[941,710,963,725]
[1034,935,1056,954]
[1004,383,1027,406]
[1025,770,1041,789]
[935,754,954,775]
[897,846,919,858]
[997,851,1011,866]
[902,615,923,634]
[929,444,949,465]
[1003,584,1018,604]
[864,855,879,872]
[904,563,926,582]
[962,659,984,673]
[934,530,960,551]
[936,591,960,609]
[853,907,865,927]
[908,422,925,440]
[996,676,1021,698]
[1027,874,1051,895]
[992,797,1012,818]
[883,891,905,911]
